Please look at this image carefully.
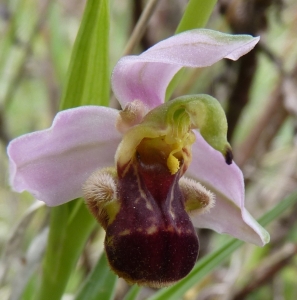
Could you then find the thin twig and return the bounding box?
[122,0,159,56]
[0,202,46,286]
[219,0,274,141]
[0,106,10,146]
[226,49,258,141]
[234,78,288,168]
[3,0,52,109]
[232,243,297,300]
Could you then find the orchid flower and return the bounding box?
[7,29,269,287]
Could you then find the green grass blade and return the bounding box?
[176,0,217,33]
[75,253,117,300]
[60,0,110,109]
[258,190,297,227]
[148,190,297,300]
[34,202,96,300]
[123,285,141,300]
[34,1,110,298]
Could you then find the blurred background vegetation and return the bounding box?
[1,0,297,299]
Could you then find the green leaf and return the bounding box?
[258,189,297,227]
[75,252,117,300]
[148,189,297,300]
[123,285,141,300]
[35,202,97,300]
[34,1,110,298]
[60,0,110,109]
[176,0,217,33]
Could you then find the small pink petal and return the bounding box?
[7,106,122,206]
[187,132,269,246]
[112,29,259,109]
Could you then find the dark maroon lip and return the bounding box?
[104,151,199,287]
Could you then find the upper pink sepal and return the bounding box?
[112,29,259,109]
[7,106,122,206]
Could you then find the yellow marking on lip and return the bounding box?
[119,229,131,236]
[146,225,158,234]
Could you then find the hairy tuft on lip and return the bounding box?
[179,177,215,214]
[83,168,119,230]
